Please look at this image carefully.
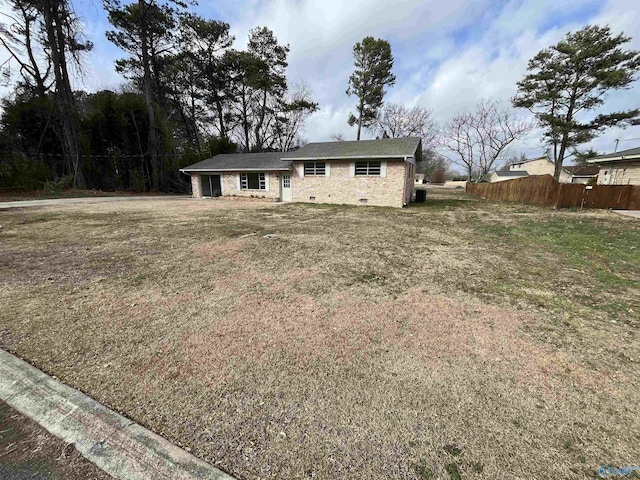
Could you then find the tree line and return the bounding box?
[1,3,639,192]
[344,27,640,182]
[0,0,318,192]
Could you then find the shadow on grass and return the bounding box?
[408,197,477,210]
[409,187,479,210]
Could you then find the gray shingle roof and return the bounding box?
[590,146,640,162]
[564,165,599,176]
[180,152,293,172]
[180,137,422,172]
[510,156,549,165]
[494,170,529,177]
[286,137,422,160]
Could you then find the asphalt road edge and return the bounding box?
[0,348,235,480]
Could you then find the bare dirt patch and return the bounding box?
[0,195,638,479]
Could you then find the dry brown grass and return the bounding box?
[0,193,639,479]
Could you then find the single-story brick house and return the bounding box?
[180,137,421,208]
[588,146,640,185]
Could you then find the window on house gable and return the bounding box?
[304,162,326,176]
[240,172,266,190]
[355,161,382,176]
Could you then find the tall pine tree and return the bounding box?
[105,0,183,190]
[346,37,395,141]
[513,25,640,180]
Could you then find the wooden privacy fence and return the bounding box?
[466,175,640,210]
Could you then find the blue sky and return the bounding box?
[38,0,640,161]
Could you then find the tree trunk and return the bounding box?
[254,87,267,152]
[139,0,159,190]
[554,86,577,182]
[240,89,250,152]
[23,11,49,100]
[177,102,197,152]
[215,98,226,141]
[356,99,363,141]
[42,0,86,188]
[186,84,201,153]
[555,132,568,181]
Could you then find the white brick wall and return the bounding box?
[290,160,407,208]
[220,172,281,199]
[188,159,414,207]
[190,174,201,198]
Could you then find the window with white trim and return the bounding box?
[304,162,326,176]
[355,161,382,176]
[240,172,266,190]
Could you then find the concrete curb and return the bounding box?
[0,195,191,209]
[0,349,235,480]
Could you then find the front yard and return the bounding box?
[1,190,638,479]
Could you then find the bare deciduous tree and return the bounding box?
[439,99,533,182]
[1,0,91,187]
[417,148,449,178]
[272,81,318,152]
[500,152,527,171]
[40,0,93,188]
[371,103,436,146]
[0,0,53,98]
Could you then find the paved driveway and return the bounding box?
[0,195,190,209]
[613,210,640,219]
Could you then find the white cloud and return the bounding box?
[219,0,640,150]
[5,0,639,156]
[225,0,493,140]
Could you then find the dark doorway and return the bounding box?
[201,175,221,197]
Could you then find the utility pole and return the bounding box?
[614,137,640,152]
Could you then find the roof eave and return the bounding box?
[588,154,640,163]
[286,154,409,161]
[180,167,292,173]
[511,157,549,166]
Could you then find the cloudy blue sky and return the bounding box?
[65,0,640,161]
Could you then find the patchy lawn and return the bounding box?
[0,192,638,479]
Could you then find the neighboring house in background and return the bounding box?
[510,156,600,183]
[490,171,529,183]
[509,157,573,183]
[180,137,421,208]
[414,173,425,183]
[588,147,640,185]
[563,165,600,184]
